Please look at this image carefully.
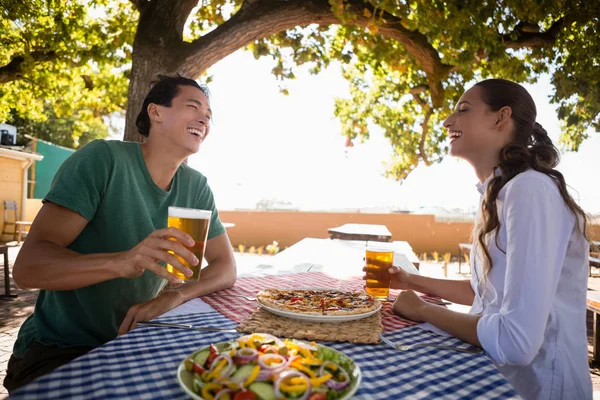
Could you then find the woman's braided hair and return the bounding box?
[472,79,589,276]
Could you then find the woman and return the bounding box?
[390,79,592,399]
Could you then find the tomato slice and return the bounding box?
[308,393,326,400]
[206,344,220,367]
[233,391,257,400]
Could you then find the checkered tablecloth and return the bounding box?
[9,310,519,399]
[202,272,443,332]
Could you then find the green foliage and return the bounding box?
[0,0,135,142]
[9,107,109,149]
[0,0,598,180]
[250,0,600,179]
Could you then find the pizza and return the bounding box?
[256,288,381,316]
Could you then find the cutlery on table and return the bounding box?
[206,294,257,301]
[380,335,482,354]
[137,321,238,333]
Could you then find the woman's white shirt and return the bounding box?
[470,169,592,400]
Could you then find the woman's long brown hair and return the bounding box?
[472,79,590,277]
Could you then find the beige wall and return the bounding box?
[0,157,25,241]
[16,204,600,256]
[219,211,474,255]
[25,198,43,222]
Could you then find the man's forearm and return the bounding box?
[178,258,237,302]
[13,240,122,290]
[408,275,475,306]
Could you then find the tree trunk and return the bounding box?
[123,53,171,143]
[123,0,198,142]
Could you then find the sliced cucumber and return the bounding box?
[230,364,255,382]
[192,377,205,393]
[249,382,276,400]
[193,350,210,367]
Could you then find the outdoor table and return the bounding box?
[8,242,519,399]
[328,223,392,242]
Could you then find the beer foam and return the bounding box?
[168,207,212,219]
[365,245,395,253]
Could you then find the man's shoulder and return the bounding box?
[99,140,139,156]
[178,162,208,184]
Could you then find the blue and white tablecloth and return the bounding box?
[9,310,519,399]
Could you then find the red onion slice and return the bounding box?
[208,354,233,381]
[257,353,286,370]
[319,361,350,390]
[274,370,312,400]
[235,347,258,362]
[292,340,318,352]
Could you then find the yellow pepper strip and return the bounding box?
[311,374,332,386]
[206,359,227,381]
[290,363,316,378]
[279,382,308,393]
[201,383,222,400]
[229,349,236,357]
[244,365,261,387]
[322,361,338,371]
[302,357,323,366]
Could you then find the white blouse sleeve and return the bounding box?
[476,175,575,366]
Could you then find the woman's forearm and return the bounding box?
[407,274,475,305]
[421,303,482,347]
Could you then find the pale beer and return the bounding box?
[167,207,211,281]
[364,247,394,300]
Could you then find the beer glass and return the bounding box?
[166,207,211,282]
[364,246,394,300]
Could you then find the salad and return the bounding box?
[179,333,360,400]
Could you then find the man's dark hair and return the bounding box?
[135,74,210,137]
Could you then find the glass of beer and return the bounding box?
[166,207,211,282]
[364,246,394,300]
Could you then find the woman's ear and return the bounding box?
[147,103,162,123]
[494,106,512,129]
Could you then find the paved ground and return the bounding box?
[2,246,600,398]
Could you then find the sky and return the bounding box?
[163,49,599,215]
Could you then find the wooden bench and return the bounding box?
[587,291,600,364]
[328,223,392,242]
[591,256,600,277]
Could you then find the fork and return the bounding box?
[380,335,482,354]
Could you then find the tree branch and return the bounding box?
[178,0,452,107]
[0,51,57,83]
[128,0,146,12]
[418,106,433,166]
[502,17,565,48]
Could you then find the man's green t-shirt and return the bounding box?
[13,140,226,357]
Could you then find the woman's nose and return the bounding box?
[443,114,453,128]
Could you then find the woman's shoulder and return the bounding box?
[501,169,562,204]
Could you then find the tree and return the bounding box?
[0,0,134,145]
[1,0,598,180]
[8,107,110,149]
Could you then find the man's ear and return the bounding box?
[147,103,162,123]
[494,106,512,129]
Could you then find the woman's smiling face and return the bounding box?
[443,86,501,161]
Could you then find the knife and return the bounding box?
[138,321,239,333]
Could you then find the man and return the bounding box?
[4,75,236,392]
